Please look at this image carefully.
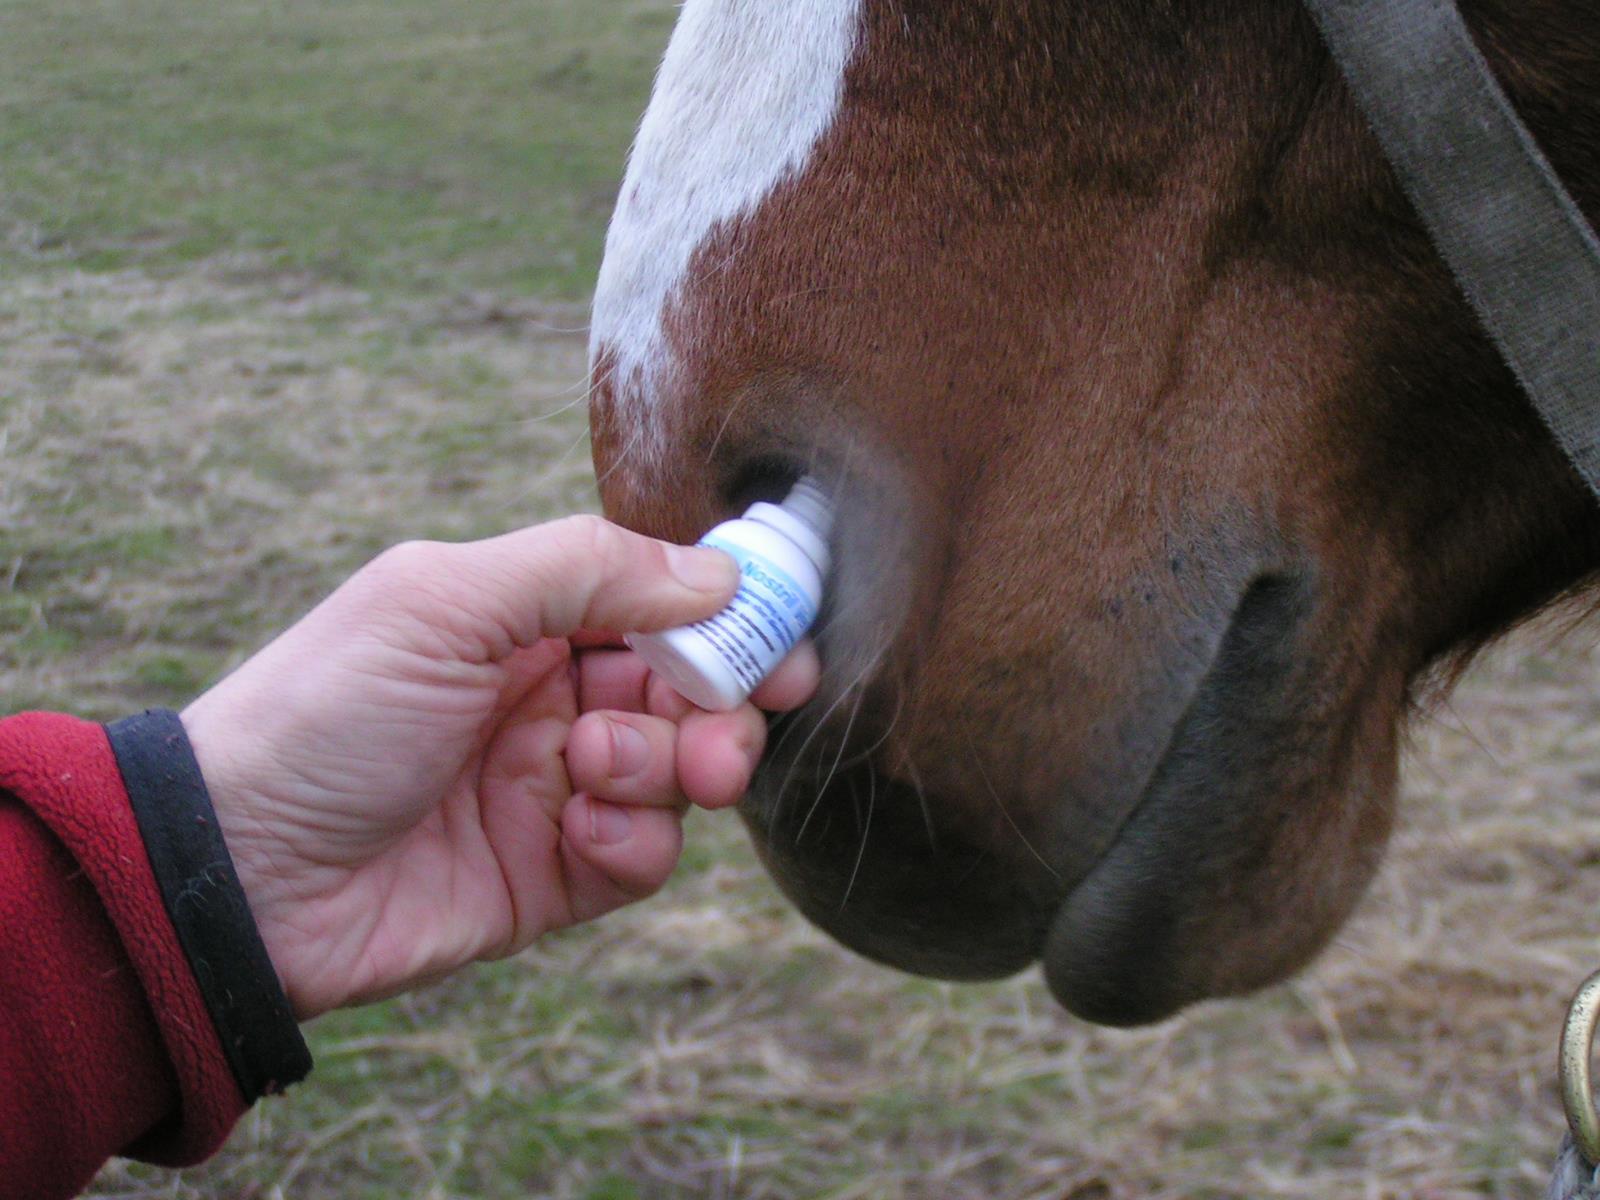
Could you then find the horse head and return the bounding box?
[587,0,1600,1025]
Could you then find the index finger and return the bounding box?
[371,516,740,658]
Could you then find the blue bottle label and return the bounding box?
[692,531,816,692]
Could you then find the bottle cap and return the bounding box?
[782,477,833,538]
[745,476,833,573]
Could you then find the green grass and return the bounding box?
[0,0,672,297]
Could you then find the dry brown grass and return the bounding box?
[0,260,597,718]
[8,261,1600,1199]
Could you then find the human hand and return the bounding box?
[180,516,818,1019]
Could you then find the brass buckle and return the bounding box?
[1560,970,1600,1166]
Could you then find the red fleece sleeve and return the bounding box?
[0,713,245,1200]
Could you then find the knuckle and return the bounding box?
[364,539,454,587]
[342,539,461,623]
[551,513,618,560]
[620,822,683,896]
[556,514,649,580]
[535,515,650,604]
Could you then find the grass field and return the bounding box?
[7,2,1600,1197]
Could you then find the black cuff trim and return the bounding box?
[106,708,312,1100]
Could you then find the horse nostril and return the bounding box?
[723,455,805,515]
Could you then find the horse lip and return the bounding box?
[1040,574,1317,1026]
[738,762,1059,982]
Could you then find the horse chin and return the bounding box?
[743,572,1401,1028]
[1039,575,1401,1026]
[1039,750,1395,1028]
[737,764,1059,984]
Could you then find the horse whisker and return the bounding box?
[781,637,890,837]
[839,762,876,911]
[896,747,938,852]
[765,629,877,765]
[517,372,606,424]
[830,673,905,773]
[964,732,1059,881]
[797,678,867,843]
[591,421,644,492]
[705,385,754,465]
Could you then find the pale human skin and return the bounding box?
[181,516,819,1020]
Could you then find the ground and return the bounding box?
[5,1,1600,1197]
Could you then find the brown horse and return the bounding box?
[587,0,1600,1027]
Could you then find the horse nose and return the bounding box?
[589,390,818,546]
[730,451,923,683]
[589,381,936,714]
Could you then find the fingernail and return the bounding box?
[666,544,738,592]
[589,799,633,846]
[608,719,649,777]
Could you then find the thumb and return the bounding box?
[369,515,738,654]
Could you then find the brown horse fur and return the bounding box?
[589,0,1600,1025]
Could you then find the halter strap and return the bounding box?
[1301,0,1600,499]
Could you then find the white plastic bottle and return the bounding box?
[629,478,832,711]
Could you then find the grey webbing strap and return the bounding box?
[1301,0,1600,498]
[1549,1134,1600,1200]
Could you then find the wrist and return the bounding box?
[108,708,313,1095]
[179,701,281,943]
[180,698,326,1016]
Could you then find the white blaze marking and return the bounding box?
[589,0,863,442]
